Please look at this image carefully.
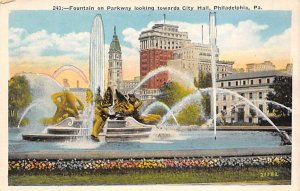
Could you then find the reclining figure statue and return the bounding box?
[41,91,84,125]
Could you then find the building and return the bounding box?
[139,88,161,105]
[216,70,291,124]
[167,42,234,80]
[246,61,275,72]
[89,14,105,96]
[108,26,123,94]
[139,23,191,89]
[233,68,245,73]
[120,76,140,95]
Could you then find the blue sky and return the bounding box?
[9,10,292,80]
[9,10,291,49]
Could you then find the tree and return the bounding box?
[158,81,193,107]
[8,75,32,127]
[194,71,212,117]
[194,71,212,89]
[267,76,292,117]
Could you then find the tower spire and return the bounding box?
[163,14,166,24]
[114,26,116,35]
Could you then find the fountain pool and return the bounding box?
[9,127,285,153]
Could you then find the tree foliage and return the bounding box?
[8,75,32,127]
[194,71,212,89]
[194,71,212,117]
[267,76,292,117]
[155,71,214,125]
[158,82,193,107]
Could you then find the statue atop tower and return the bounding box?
[108,26,123,94]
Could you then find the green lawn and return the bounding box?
[9,166,291,185]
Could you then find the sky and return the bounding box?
[9,10,292,87]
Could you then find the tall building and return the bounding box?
[108,26,123,94]
[89,14,105,96]
[246,61,275,72]
[139,23,191,89]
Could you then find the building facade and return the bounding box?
[120,76,140,95]
[216,70,291,124]
[139,23,191,89]
[167,42,234,80]
[108,26,123,94]
[246,61,275,72]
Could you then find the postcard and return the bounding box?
[1,0,300,190]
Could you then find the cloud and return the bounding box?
[9,28,90,58]
[121,19,290,70]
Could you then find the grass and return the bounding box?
[9,166,291,185]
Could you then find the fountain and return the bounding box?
[160,90,203,125]
[132,66,196,92]
[9,12,292,166]
[201,87,292,145]
[142,101,178,125]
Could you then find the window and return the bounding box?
[243,81,246,85]
[241,93,245,97]
[267,78,270,83]
[259,79,262,84]
[223,106,227,111]
[236,81,238,86]
[259,92,263,99]
[228,82,231,87]
[221,82,224,87]
[259,104,263,111]
[223,95,226,101]
[249,118,252,123]
[249,93,253,99]
[216,106,219,114]
[250,80,253,85]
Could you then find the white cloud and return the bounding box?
[122,19,290,69]
[9,28,90,58]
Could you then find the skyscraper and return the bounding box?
[108,26,122,94]
[89,14,105,96]
[139,23,190,89]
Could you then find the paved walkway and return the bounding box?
[9,146,291,160]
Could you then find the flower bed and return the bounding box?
[9,155,291,175]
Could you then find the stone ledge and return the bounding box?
[9,146,291,160]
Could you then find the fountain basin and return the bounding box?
[99,117,156,142]
[22,117,88,142]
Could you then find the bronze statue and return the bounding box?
[91,87,113,141]
[114,90,160,124]
[41,91,84,125]
[113,90,134,117]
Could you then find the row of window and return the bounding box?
[220,78,271,87]
[217,92,264,101]
[182,63,229,72]
[216,104,264,114]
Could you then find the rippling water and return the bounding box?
[9,127,282,152]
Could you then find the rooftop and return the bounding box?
[217,70,291,81]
